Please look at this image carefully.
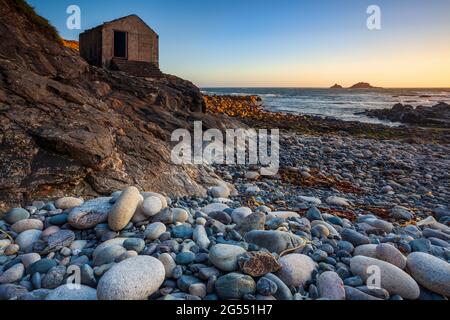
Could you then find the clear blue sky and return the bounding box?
[27,0,450,87]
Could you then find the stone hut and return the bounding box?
[79,15,162,77]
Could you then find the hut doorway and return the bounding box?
[114,31,127,58]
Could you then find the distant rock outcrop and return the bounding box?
[349,82,379,89]
[364,102,450,127]
[330,84,343,89]
[0,0,239,211]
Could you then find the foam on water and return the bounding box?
[202,88,450,126]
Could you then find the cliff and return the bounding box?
[0,0,238,212]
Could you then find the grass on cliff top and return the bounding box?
[11,0,62,44]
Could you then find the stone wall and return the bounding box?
[101,15,159,68]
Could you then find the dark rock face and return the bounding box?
[0,0,238,212]
[364,102,450,127]
[349,82,379,89]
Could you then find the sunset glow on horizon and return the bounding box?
[28,0,450,88]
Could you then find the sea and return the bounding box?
[201,88,450,126]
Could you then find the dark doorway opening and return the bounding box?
[114,31,127,58]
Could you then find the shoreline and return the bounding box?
[203,94,450,144]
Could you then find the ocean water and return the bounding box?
[201,88,450,126]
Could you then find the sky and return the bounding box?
[27,0,450,88]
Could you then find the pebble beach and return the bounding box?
[1,131,449,301]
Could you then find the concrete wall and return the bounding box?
[101,15,159,68]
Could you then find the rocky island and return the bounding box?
[0,0,449,302]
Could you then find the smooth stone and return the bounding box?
[41,226,60,240]
[141,192,168,209]
[350,256,420,300]
[277,254,317,288]
[80,264,96,287]
[409,239,431,253]
[11,219,44,233]
[0,263,25,284]
[256,277,278,296]
[209,186,230,199]
[311,221,340,238]
[353,244,378,258]
[193,225,210,250]
[171,224,193,239]
[158,253,177,278]
[27,259,57,275]
[69,240,88,252]
[215,273,256,299]
[376,244,407,269]
[0,239,11,249]
[20,253,41,268]
[141,196,163,217]
[123,238,145,253]
[4,244,20,256]
[344,286,382,300]
[117,250,138,262]
[236,212,266,235]
[267,211,300,220]
[145,222,167,240]
[231,207,252,224]
[92,238,127,260]
[365,219,393,234]
[391,206,414,221]
[201,203,229,215]
[189,283,207,298]
[341,229,370,246]
[19,289,51,301]
[37,230,75,255]
[49,214,68,226]
[97,256,165,300]
[317,271,345,300]
[68,197,112,229]
[264,273,293,300]
[245,171,260,180]
[177,275,202,292]
[55,197,84,210]
[209,244,246,272]
[244,230,306,254]
[299,196,322,206]
[15,230,42,252]
[42,266,66,289]
[175,251,196,265]
[326,196,351,207]
[172,208,189,223]
[407,252,450,297]
[108,186,141,231]
[306,207,323,221]
[208,211,232,225]
[46,284,97,300]
[0,284,29,300]
[4,208,30,225]
[93,245,127,266]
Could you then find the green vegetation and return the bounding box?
[11,0,62,44]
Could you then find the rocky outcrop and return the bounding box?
[0,0,240,212]
[364,102,450,128]
[330,84,343,89]
[349,82,379,89]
